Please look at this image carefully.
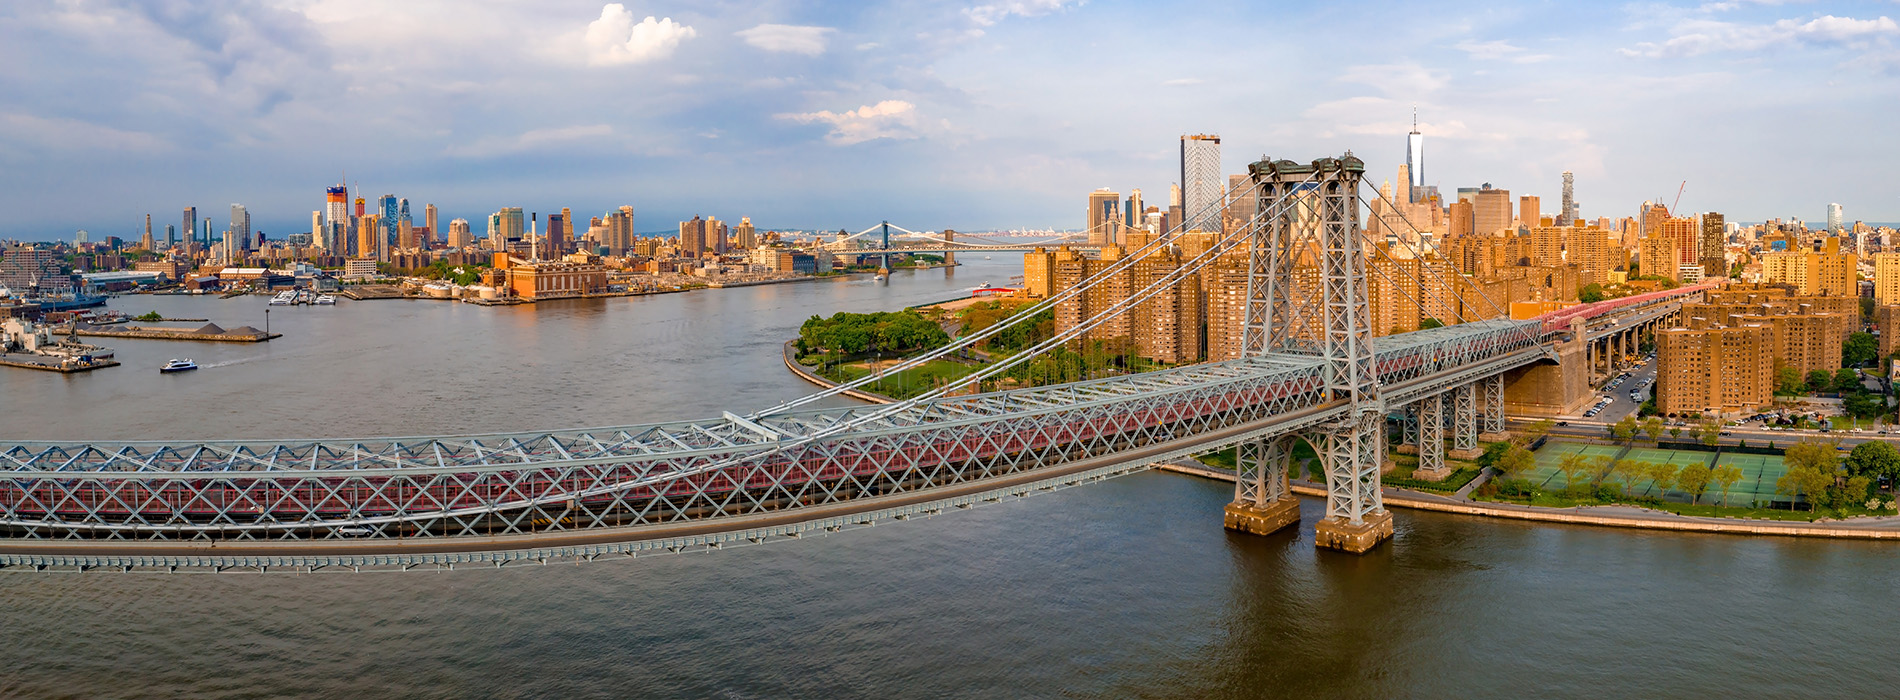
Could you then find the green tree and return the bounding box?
[1783,439,1841,475]
[1669,426,1682,438]
[1579,283,1606,303]
[1419,318,1445,330]
[1844,391,1886,419]
[1642,417,1665,442]
[1612,459,1646,497]
[1699,420,1722,447]
[1676,464,1713,505]
[1777,466,1833,512]
[1844,331,1878,367]
[1496,444,1537,481]
[1712,465,1744,507]
[1611,415,1639,442]
[1646,462,1679,498]
[1806,369,1833,394]
[1774,366,1805,398]
[1834,368,1863,393]
[1845,440,1900,482]
[1558,453,1593,494]
[1523,419,1555,445]
[1861,297,1878,323]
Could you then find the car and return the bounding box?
[1720,431,1732,436]
[1557,421,1569,426]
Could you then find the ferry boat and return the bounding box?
[314,294,336,305]
[268,291,295,306]
[160,358,198,373]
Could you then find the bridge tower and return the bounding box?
[1224,154,1392,554]
[880,221,892,279]
[942,229,955,268]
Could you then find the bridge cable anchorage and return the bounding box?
[755,172,1296,420]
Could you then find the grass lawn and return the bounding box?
[1828,416,1883,431]
[824,359,979,399]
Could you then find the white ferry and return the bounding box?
[160,358,198,373]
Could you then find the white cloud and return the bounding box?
[1336,63,1448,98]
[1454,39,1553,63]
[582,4,696,66]
[1623,14,1898,58]
[1162,77,1205,86]
[446,124,614,157]
[0,113,172,153]
[965,0,1081,27]
[736,24,835,55]
[778,100,920,145]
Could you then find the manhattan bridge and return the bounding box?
[0,155,1703,573]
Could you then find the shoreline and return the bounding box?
[1154,462,1900,541]
[772,344,1900,541]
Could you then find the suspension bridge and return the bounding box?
[0,154,1702,573]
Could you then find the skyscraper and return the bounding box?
[1086,189,1120,245]
[424,203,438,244]
[397,198,414,250]
[1472,184,1512,237]
[182,207,196,252]
[734,217,757,250]
[326,186,349,227]
[1560,171,1576,225]
[165,224,175,250]
[1180,134,1222,232]
[1827,203,1843,234]
[1700,212,1727,277]
[141,214,153,251]
[229,204,251,253]
[1125,189,1143,229]
[1406,111,1424,196]
[448,219,472,249]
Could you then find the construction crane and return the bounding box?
[1670,180,1686,214]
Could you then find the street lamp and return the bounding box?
[265,308,270,336]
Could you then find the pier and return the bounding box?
[68,322,279,343]
[0,353,119,373]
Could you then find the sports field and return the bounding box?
[1526,441,1790,506]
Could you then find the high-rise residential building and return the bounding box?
[1125,189,1143,230]
[597,206,632,256]
[356,216,380,260]
[1828,203,1843,234]
[379,195,400,255]
[354,196,366,218]
[1699,212,1727,277]
[1472,185,1512,237]
[326,186,349,227]
[425,204,438,243]
[398,198,416,251]
[74,229,88,246]
[1762,237,1856,296]
[547,213,568,256]
[1221,174,1256,236]
[706,216,725,254]
[679,216,706,257]
[1639,234,1679,282]
[0,247,73,294]
[1656,317,1772,414]
[1022,247,1062,298]
[1518,196,1540,231]
[1086,189,1120,245]
[734,217,757,250]
[1659,215,1698,265]
[1406,112,1424,196]
[1559,171,1576,224]
[493,207,524,242]
[310,211,321,246]
[229,204,251,253]
[1873,253,1900,306]
[1180,133,1222,232]
[1448,200,1474,240]
[181,207,196,255]
[448,219,472,249]
[165,224,175,250]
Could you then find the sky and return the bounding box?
[1,0,1897,241]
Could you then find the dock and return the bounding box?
[0,353,119,373]
[339,285,407,300]
[68,322,279,343]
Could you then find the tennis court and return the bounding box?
[1527,441,1624,490]
[1617,447,1718,500]
[1710,452,1791,508]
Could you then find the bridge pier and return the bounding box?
[1504,318,1592,417]
[1449,383,1481,460]
[1414,393,1451,481]
[1395,404,1419,454]
[1313,411,1394,554]
[1224,436,1301,536]
[1479,374,1509,442]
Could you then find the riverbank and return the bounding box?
[781,340,896,403]
[1155,461,1900,541]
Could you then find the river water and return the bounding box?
[1,258,1893,698]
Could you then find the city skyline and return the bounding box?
[2,1,1898,239]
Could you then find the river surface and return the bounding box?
[1,258,1893,699]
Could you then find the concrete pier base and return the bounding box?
[1411,464,1454,482]
[1381,458,1397,475]
[1478,431,1510,443]
[1448,447,1484,461]
[1314,511,1395,554]
[1223,497,1301,537]
[1395,445,1418,455]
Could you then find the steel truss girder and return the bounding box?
[1483,373,1504,434]
[1418,393,1445,477]
[1453,382,1478,452]
[1234,434,1297,506]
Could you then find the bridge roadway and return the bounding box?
[0,320,1547,572]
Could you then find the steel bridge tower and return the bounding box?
[1225,154,1392,553]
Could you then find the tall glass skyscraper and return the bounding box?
[229,204,250,253]
[1406,111,1424,196]
[1827,203,1843,234]
[1179,133,1222,233]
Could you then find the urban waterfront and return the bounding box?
[1,260,1893,698]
